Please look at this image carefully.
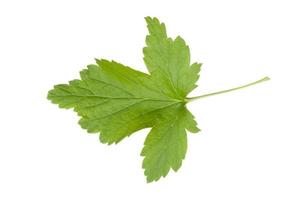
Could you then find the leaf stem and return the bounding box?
[186,76,270,102]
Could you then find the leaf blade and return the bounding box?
[48,17,201,182]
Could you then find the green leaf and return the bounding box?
[48,17,270,182]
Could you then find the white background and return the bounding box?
[1,0,299,199]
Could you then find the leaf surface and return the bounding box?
[48,17,200,182]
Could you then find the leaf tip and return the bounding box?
[264,76,271,81]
